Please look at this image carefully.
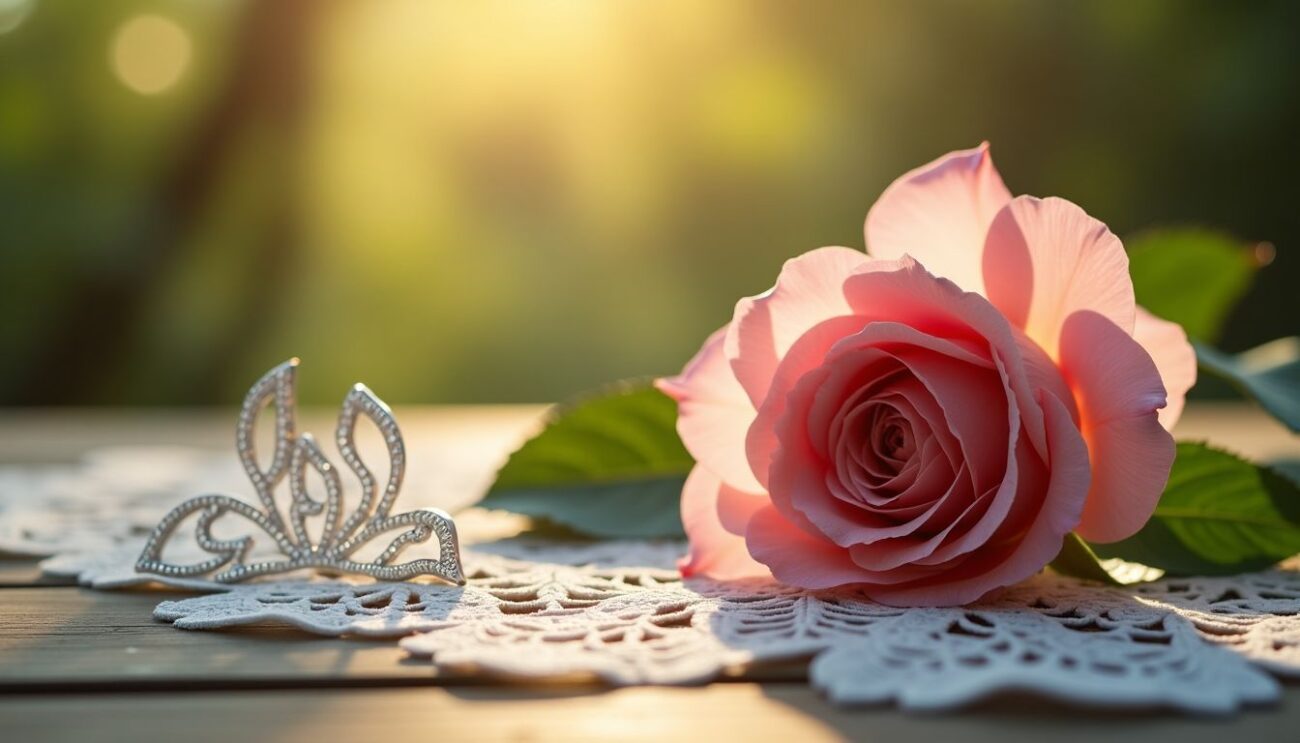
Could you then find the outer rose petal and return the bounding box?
[982,196,1136,359]
[1133,306,1197,430]
[1059,311,1176,543]
[865,142,1012,295]
[678,466,770,580]
[746,504,879,589]
[657,327,764,492]
[725,246,872,407]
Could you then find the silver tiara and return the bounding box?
[136,359,464,585]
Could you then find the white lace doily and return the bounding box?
[6,446,1300,714]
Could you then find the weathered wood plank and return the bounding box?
[2,684,1297,743]
[0,587,803,690]
[0,588,446,690]
[0,558,70,587]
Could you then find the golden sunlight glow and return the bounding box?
[110,15,192,95]
[0,0,33,35]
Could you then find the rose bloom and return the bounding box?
[657,144,1196,606]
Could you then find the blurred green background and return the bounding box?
[1,0,1296,406]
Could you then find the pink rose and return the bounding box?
[657,144,1196,606]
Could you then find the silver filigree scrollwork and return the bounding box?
[136,359,464,585]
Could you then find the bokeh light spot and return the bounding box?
[110,14,192,95]
[0,0,33,35]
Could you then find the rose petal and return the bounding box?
[764,360,895,538]
[677,466,771,580]
[725,247,873,408]
[982,195,1136,359]
[879,380,963,474]
[887,344,1007,492]
[828,440,957,520]
[747,305,993,494]
[849,480,995,571]
[1059,310,1176,543]
[865,142,1012,294]
[768,335,1008,549]
[834,400,900,496]
[863,421,955,509]
[745,504,878,589]
[843,256,1049,457]
[911,433,1045,568]
[866,391,1090,606]
[826,401,952,514]
[1014,327,1081,424]
[1133,306,1197,430]
[716,477,769,536]
[745,315,876,491]
[835,400,933,500]
[816,361,906,462]
[657,326,764,492]
[846,358,1028,570]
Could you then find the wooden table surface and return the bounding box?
[1,403,1298,743]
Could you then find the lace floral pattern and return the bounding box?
[5,446,1300,713]
[144,553,1285,712]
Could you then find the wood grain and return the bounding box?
[2,684,1298,743]
[0,588,444,691]
[0,587,805,690]
[0,559,66,587]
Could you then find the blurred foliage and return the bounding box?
[1128,228,1263,343]
[1,0,1298,405]
[1197,338,1300,433]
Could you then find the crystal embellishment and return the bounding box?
[136,359,464,585]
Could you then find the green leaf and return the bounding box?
[1092,442,1300,576]
[1196,338,1300,433]
[1048,533,1122,585]
[1127,228,1260,342]
[479,380,693,538]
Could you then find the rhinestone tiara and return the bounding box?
[136,359,464,585]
